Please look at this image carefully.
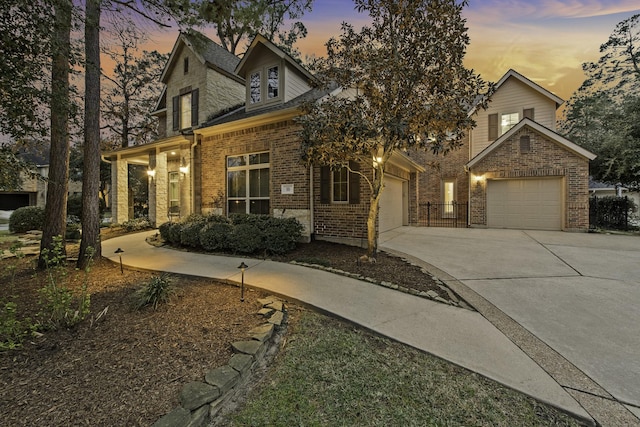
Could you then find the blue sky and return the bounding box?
[144,0,640,101]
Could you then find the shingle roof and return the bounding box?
[182,32,240,76]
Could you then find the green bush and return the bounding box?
[199,222,233,251]
[229,223,263,254]
[180,219,205,247]
[263,217,304,254]
[65,223,81,240]
[0,301,35,350]
[204,213,232,224]
[158,221,172,241]
[230,213,270,228]
[133,274,174,310]
[121,216,152,232]
[67,193,83,219]
[9,206,45,233]
[165,222,183,245]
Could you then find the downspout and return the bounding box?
[309,164,314,241]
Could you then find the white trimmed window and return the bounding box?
[227,152,270,215]
[250,71,261,104]
[169,171,180,209]
[443,180,455,216]
[332,167,348,203]
[247,65,280,107]
[501,112,519,135]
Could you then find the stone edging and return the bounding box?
[289,260,474,310]
[152,296,287,427]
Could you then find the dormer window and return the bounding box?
[267,66,279,99]
[248,64,280,107]
[250,71,261,104]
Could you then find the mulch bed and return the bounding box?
[0,232,460,426]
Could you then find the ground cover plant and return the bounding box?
[225,310,583,427]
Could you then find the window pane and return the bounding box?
[169,172,180,206]
[227,155,246,168]
[250,199,270,215]
[249,152,269,165]
[180,93,191,129]
[443,181,454,214]
[250,168,269,197]
[268,66,278,99]
[228,200,246,214]
[250,72,261,104]
[227,170,246,198]
[500,113,518,135]
[333,168,348,202]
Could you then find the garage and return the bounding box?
[0,193,31,211]
[487,178,563,230]
[379,176,407,232]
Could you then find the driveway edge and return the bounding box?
[383,248,640,427]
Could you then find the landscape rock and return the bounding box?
[179,382,220,411]
[232,340,263,356]
[205,365,240,394]
[268,310,284,326]
[228,353,253,375]
[257,308,274,317]
[248,323,274,342]
[426,290,439,299]
[265,300,283,311]
[152,407,191,427]
[187,405,209,427]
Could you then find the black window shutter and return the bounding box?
[348,161,360,204]
[523,108,534,120]
[172,96,179,131]
[320,166,330,204]
[191,88,199,126]
[488,113,498,140]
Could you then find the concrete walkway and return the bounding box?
[380,227,640,426]
[103,231,593,424]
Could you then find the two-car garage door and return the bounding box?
[487,178,563,230]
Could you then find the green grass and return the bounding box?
[227,311,582,427]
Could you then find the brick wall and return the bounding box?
[199,119,312,235]
[469,127,591,230]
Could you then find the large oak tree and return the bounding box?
[298,0,488,257]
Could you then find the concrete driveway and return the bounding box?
[380,227,640,421]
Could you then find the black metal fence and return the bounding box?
[589,196,638,231]
[417,202,468,228]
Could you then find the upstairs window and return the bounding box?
[172,87,199,131]
[248,65,280,107]
[501,112,519,135]
[183,57,189,74]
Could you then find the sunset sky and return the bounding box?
[140,0,640,101]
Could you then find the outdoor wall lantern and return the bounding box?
[238,261,248,302]
[473,174,485,186]
[147,168,156,179]
[114,247,124,274]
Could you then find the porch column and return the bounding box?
[180,147,192,218]
[111,158,129,224]
[149,152,168,226]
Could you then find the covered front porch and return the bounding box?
[103,134,196,226]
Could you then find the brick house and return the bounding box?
[105,35,595,244]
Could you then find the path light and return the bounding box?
[114,248,124,274]
[238,261,248,302]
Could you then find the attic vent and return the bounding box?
[520,135,531,153]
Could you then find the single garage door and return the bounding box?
[379,176,406,232]
[487,178,562,230]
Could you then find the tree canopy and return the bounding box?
[298,0,488,256]
[561,13,640,189]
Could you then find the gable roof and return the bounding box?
[159,32,243,85]
[468,69,564,116]
[466,117,596,168]
[235,34,316,83]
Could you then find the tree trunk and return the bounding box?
[78,0,102,269]
[39,0,72,269]
[366,163,385,258]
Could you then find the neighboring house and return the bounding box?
[0,145,82,211]
[105,34,596,246]
[589,178,640,225]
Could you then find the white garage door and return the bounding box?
[379,176,406,232]
[487,178,562,230]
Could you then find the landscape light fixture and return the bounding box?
[238,261,248,302]
[114,247,124,274]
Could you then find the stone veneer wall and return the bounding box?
[468,127,591,230]
[200,120,312,238]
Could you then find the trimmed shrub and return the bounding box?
[229,223,263,254]
[204,213,232,224]
[199,222,233,252]
[263,217,304,254]
[182,213,206,224]
[9,206,45,233]
[180,219,205,247]
[121,216,152,232]
[229,213,270,228]
[165,222,183,245]
[158,221,172,241]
